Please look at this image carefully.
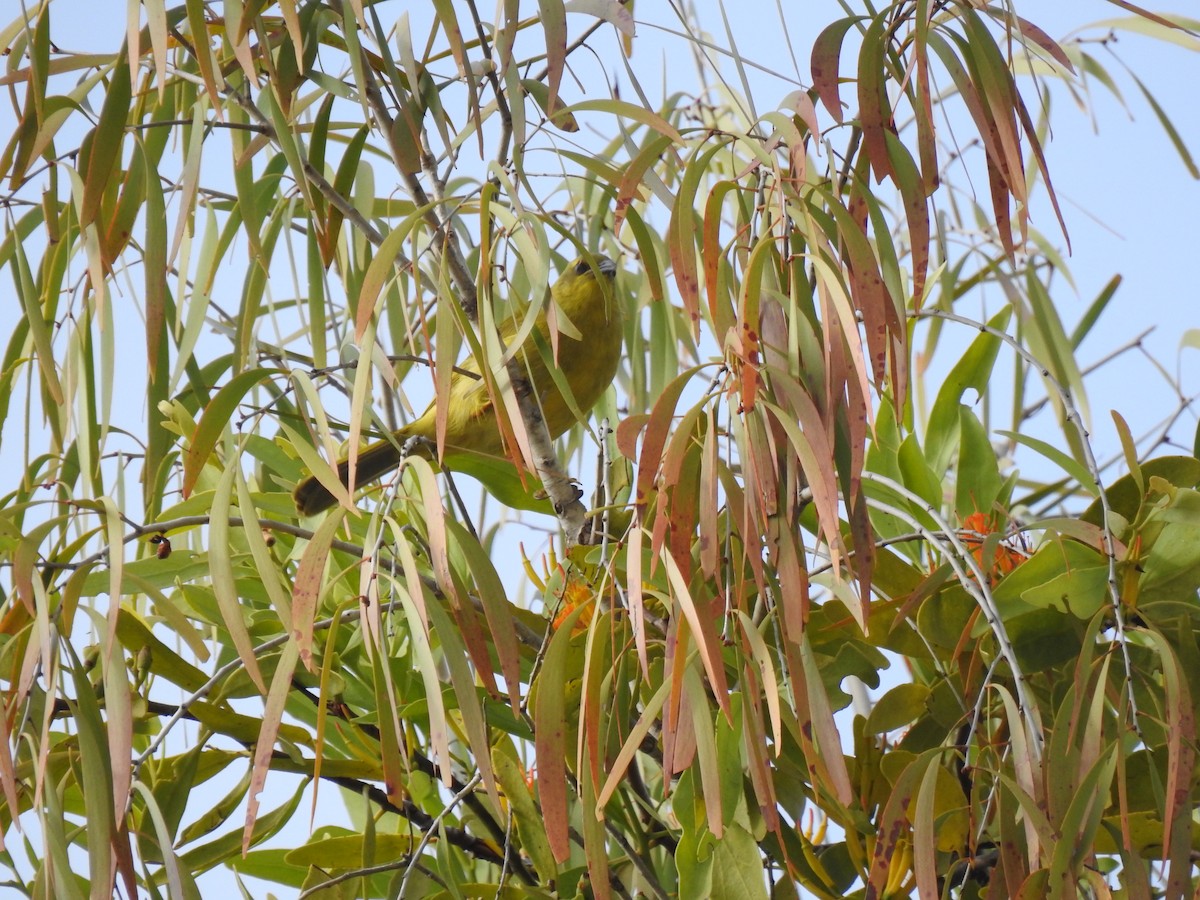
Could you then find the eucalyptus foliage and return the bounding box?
[1,2,1199,898]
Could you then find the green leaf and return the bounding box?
[710,821,770,900]
[1129,70,1200,178]
[998,430,1098,499]
[715,692,745,829]
[79,50,130,227]
[1020,559,1110,620]
[494,740,557,882]
[926,308,1011,475]
[956,406,1002,518]
[449,454,554,514]
[1081,455,1200,526]
[11,209,64,404]
[896,434,940,516]
[1139,489,1200,603]
[285,831,414,868]
[68,644,116,895]
[227,848,307,890]
[116,609,209,692]
[178,780,306,872]
[1070,275,1121,348]
[866,684,931,734]
[674,772,715,898]
[182,369,283,499]
[991,537,1109,619]
[208,460,267,693]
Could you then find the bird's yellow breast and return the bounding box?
[293,255,623,515]
[407,256,622,456]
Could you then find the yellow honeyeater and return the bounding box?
[293,255,623,515]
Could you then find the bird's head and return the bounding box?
[553,255,620,317]
[572,255,617,280]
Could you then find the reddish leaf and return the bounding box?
[913,0,940,194]
[925,33,1015,221]
[664,552,732,721]
[884,132,931,305]
[661,616,693,781]
[414,461,496,695]
[613,134,674,235]
[535,604,586,863]
[847,489,875,634]
[291,509,345,673]
[845,375,875,615]
[828,195,894,384]
[773,528,809,644]
[716,460,767,593]
[449,592,499,695]
[958,14,1025,173]
[702,181,739,341]
[698,410,720,581]
[762,397,845,604]
[1104,0,1192,32]
[662,410,704,573]
[452,518,522,710]
[634,366,707,513]
[244,639,301,854]
[537,0,566,113]
[791,88,821,139]
[669,146,718,335]
[987,154,1016,259]
[733,240,772,414]
[1014,14,1075,73]
[1012,86,1071,251]
[649,489,670,575]
[1147,631,1195,897]
[865,752,926,899]
[615,412,651,462]
[810,18,862,123]
[857,17,896,183]
[0,705,21,833]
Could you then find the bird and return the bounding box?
[294,254,623,515]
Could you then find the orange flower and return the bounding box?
[960,511,1026,583]
[552,574,596,634]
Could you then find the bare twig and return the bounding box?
[396,773,484,897]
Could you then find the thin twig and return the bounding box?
[914,307,1141,739]
[395,774,484,896]
[864,477,1043,757]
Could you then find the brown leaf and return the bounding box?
[810,17,861,123]
[857,17,897,183]
[291,509,344,673]
[1014,14,1075,73]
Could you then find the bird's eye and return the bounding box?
[574,259,592,277]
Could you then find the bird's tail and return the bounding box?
[293,435,413,515]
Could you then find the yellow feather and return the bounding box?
[294,255,622,515]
